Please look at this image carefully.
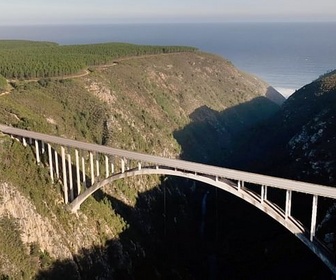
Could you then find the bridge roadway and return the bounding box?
[1,124,336,275]
[1,124,336,199]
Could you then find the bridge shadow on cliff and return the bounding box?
[35,96,331,279]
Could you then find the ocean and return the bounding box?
[1,22,336,97]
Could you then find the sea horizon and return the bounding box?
[1,22,336,97]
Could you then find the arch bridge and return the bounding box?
[1,124,336,275]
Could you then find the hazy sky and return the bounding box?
[1,0,335,25]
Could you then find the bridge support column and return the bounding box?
[105,155,109,178]
[238,181,244,191]
[54,150,59,179]
[61,146,68,204]
[121,158,125,173]
[75,149,80,195]
[96,157,100,178]
[310,195,318,241]
[90,152,94,184]
[41,141,45,154]
[22,137,27,147]
[111,158,114,174]
[81,156,86,184]
[47,143,54,184]
[67,154,74,202]
[261,185,267,204]
[35,140,40,164]
[285,190,292,220]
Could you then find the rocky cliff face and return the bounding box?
[238,70,336,185]
[0,51,280,278]
[0,182,73,260]
[279,71,336,185]
[228,70,336,273]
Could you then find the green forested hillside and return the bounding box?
[0,40,196,79]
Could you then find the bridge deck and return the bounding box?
[1,124,336,199]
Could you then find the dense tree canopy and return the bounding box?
[0,40,197,79]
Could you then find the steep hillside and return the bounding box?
[236,70,336,185]
[83,52,281,164]
[278,70,336,184]
[0,50,280,278]
[227,70,336,274]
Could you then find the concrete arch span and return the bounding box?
[68,166,335,274]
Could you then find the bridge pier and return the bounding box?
[61,146,68,204]
[261,185,267,203]
[81,155,86,184]
[67,153,74,201]
[111,158,115,174]
[285,190,292,220]
[105,155,109,178]
[75,149,81,195]
[22,137,27,147]
[54,150,59,180]
[238,180,244,191]
[35,140,40,164]
[41,141,45,154]
[310,195,318,241]
[96,156,100,178]
[121,157,125,173]
[47,143,54,184]
[90,151,94,184]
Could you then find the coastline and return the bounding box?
[0,22,335,97]
[274,87,296,99]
